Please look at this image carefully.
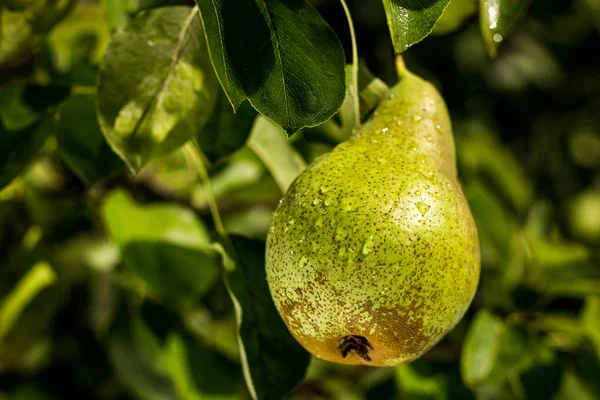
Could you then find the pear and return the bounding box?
[265,58,480,366]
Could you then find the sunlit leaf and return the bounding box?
[382,0,451,53]
[97,6,219,171]
[247,117,307,193]
[195,0,346,134]
[101,189,220,300]
[224,236,310,400]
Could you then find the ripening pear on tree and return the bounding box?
[266,57,480,366]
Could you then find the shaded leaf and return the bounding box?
[196,90,257,163]
[479,0,531,57]
[382,0,451,53]
[56,94,124,184]
[195,0,346,134]
[247,116,307,193]
[101,190,220,300]
[97,6,219,171]
[224,236,310,400]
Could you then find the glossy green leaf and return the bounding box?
[479,0,531,57]
[97,6,219,171]
[432,0,477,35]
[247,116,307,193]
[101,189,220,300]
[56,94,124,185]
[196,90,257,163]
[382,0,451,53]
[0,261,56,339]
[195,0,346,134]
[224,236,310,400]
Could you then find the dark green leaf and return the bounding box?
[56,94,124,185]
[224,236,310,400]
[101,190,220,300]
[382,0,451,53]
[108,307,178,400]
[196,90,257,163]
[195,0,346,134]
[479,0,531,57]
[97,6,219,171]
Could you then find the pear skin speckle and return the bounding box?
[265,67,480,366]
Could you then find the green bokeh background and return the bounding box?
[0,0,599,399]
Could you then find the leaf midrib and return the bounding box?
[130,7,199,140]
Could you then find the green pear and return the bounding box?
[265,58,480,366]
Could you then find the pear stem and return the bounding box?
[395,55,410,79]
[340,0,360,129]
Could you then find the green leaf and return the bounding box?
[461,310,527,387]
[108,308,178,400]
[247,116,307,193]
[47,3,111,72]
[56,94,124,185]
[479,0,531,58]
[101,189,220,300]
[196,90,257,163]
[224,236,310,400]
[195,0,346,134]
[432,0,477,35]
[97,6,219,171]
[382,0,451,53]
[582,297,600,357]
[164,333,241,400]
[0,261,56,339]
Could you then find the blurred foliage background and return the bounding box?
[0,0,600,399]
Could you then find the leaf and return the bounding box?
[47,3,112,72]
[224,236,310,400]
[108,307,178,400]
[163,333,241,400]
[97,6,219,171]
[247,116,307,193]
[582,297,600,357]
[382,0,451,53]
[56,94,124,185]
[338,63,391,138]
[461,310,527,387]
[479,0,531,57]
[101,189,220,300]
[432,0,477,35]
[196,90,257,163]
[0,261,56,340]
[195,0,346,134]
